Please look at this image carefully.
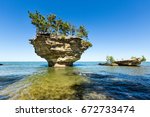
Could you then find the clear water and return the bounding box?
[0,62,150,100]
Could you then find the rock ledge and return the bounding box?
[30,34,92,67]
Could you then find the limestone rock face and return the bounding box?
[30,34,91,67]
[99,58,144,67]
[114,59,142,66]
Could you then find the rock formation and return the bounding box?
[0,64,3,66]
[113,59,142,66]
[99,56,146,66]
[30,34,92,67]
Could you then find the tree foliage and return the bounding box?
[77,26,88,39]
[61,22,71,36]
[131,56,137,60]
[131,56,146,62]
[28,11,89,39]
[47,14,56,33]
[140,56,146,62]
[106,56,115,64]
[28,11,49,33]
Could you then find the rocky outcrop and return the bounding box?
[114,59,142,66]
[0,64,3,66]
[30,34,92,67]
[99,57,146,67]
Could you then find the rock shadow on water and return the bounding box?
[78,72,150,100]
[74,72,114,100]
[0,75,28,99]
[0,75,26,89]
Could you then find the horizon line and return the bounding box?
[0,61,149,62]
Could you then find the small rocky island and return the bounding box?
[29,12,92,67]
[99,56,146,66]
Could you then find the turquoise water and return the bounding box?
[0,62,150,100]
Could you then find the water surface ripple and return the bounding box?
[0,62,150,100]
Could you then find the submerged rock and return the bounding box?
[77,72,114,78]
[98,63,118,66]
[83,92,113,100]
[30,34,92,67]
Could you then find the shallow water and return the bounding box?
[0,62,150,100]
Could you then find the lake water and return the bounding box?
[0,62,150,100]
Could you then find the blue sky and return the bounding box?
[0,0,150,61]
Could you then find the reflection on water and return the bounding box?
[0,62,150,100]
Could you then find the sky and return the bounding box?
[0,0,150,61]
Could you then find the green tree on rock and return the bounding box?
[141,56,146,62]
[51,19,63,36]
[47,14,56,34]
[28,11,49,34]
[28,11,90,41]
[106,56,115,64]
[70,25,76,36]
[77,26,88,40]
[61,22,71,36]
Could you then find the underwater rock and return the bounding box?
[78,72,114,78]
